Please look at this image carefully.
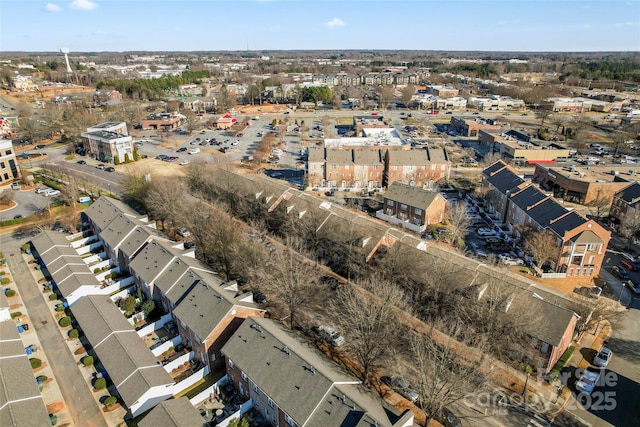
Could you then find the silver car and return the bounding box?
[593,347,612,368]
[318,325,344,346]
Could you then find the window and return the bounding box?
[441,165,446,170]
[400,203,407,210]
[228,359,234,369]
[415,208,422,215]
[345,165,349,170]
[387,200,394,206]
[254,385,260,393]
[268,398,275,408]
[431,165,436,170]
[241,371,247,381]
[331,164,336,169]
[541,342,549,353]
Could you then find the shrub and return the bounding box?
[21,244,30,253]
[55,305,65,312]
[124,153,130,163]
[82,356,94,366]
[549,345,575,381]
[49,294,58,301]
[104,396,117,407]
[4,288,15,297]
[94,377,107,390]
[93,268,101,274]
[1,278,11,285]
[36,375,48,382]
[10,312,22,318]
[30,358,42,369]
[58,316,71,327]
[68,329,79,339]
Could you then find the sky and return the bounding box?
[1,0,639,52]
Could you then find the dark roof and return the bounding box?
[509,185,548,211]
[484,166,525,194]
[548,211,588,237]
[483,160,508,176]
[615,182,640,204]
[526,198,569,229]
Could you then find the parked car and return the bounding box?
[13,214,23,219]
[105,167,115,172]
[183,241,196,250]
[179,160,190,166]
[593,347,613,368]
[620,259,636,271]
[611,265,629,279]
[176,227,191,238]
[96,164,105,170]
[440,407,462,427]
[35,187,51,194]
[177,147,187,152]
[477,227,496,236]
[575,369,600,395]
[626,280,640,295]
[381,376,419,403]
[317,325,345,346]
[189,148,200,154]
[43,189,61,197]
[231,140,240,146]
[77,160,86,165]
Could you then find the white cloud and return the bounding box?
[323,18,346,28]
[614,21,639,27]
[45,3,61,12]
[69,0,98,11]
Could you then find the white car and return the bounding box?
[189,148,200,155]
[43,189,61,197]
[477,227,496,236]
[35,187,51,194]
[231,140,240,146]
[575,370,600,395]
[317,325,345,346]
[179,160,190,166]
[593,347,612,368]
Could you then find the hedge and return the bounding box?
[549,345,575,380]
[104,396,117,407]
[82,356,94,367]
[49,294,58,301]
[94,377,107,390]
[68,329,79,339]
[58,316,71,327]
[30,358,42,369]
[10,312,22,318]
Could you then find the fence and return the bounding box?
[164,351,193,373]
[137,313,173,337]
[172,364,209,396]
[151,335,182,357]
[189,375,229,406]
[374,210,425,233]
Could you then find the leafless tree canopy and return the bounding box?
[332,277,407,385]
[521,228,558,268]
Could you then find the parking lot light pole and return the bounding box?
[521,372,530,396]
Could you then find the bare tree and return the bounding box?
[400,85,415,107]
[521,228,558,268]
[0,190,14,208]
[586,189,611,220]
[119,167,151,208]
[377,86,395,110]
[445,203,470,249]
[619,207,640,248]
[535,106,553,127]
[257,238,320,330]
[332,277,406,385]
[145,176,189,230]
[409,322,488,427]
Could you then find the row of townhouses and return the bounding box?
[306,146,451,191]
[482,161,611,278]
[27,196,414,426]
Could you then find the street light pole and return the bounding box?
[521,372,530,396]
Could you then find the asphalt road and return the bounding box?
[4,235,108,427]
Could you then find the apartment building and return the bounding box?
[483,161,610,277]
[80,121,134,164]
[222,317,414,427]
[609,182,640,229]
[0,140,20,184]
[376,182,447,232]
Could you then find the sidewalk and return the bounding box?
[1,254,74,426]
[21,250,128,426]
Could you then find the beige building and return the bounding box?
[0,140,20,183]
[479,129,571,166]
[80,122,134,164]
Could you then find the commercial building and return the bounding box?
[479,129,572,166]
[0,140,20,184]
[80,122,134,164]
[450,116,502,137]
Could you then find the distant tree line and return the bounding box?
[96,70,210,100]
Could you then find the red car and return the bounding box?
[621,259,636,271]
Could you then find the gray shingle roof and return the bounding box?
[222,318,358,426]
[509,185,548,210]
[484,166,525,194]
[129,240,179,286]
[0,321,51,427]
[70,296,173,408]
[548,211,588,237]
[172,280,233,342]
[138,397,204,427]
[85,196,143,232]
[384,182,440,209]
[526,199,571,229]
